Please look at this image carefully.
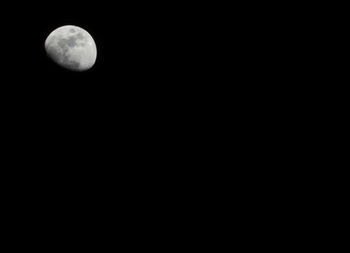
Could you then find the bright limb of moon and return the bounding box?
[45,25,97,71]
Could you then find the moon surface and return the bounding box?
[45,25,97,71]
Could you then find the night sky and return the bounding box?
[0,2,306,247]
[1,2,228,246]
[2,3,202,135]
[1,3,207,179]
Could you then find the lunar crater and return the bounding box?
[45,25,97,71]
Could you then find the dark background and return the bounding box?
[1,3,209,161]
[1,3,213,235]
[0,2,299,248]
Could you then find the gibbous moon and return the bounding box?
[45,25,97,71]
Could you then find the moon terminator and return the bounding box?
[45,25,97,71]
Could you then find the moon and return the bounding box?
[45,25,97,71]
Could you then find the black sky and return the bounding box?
[1,3,238,245]
[0,4,214,227]
[1,3,209,170]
